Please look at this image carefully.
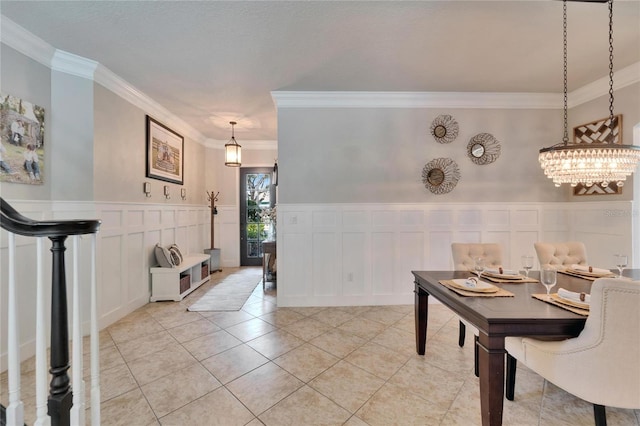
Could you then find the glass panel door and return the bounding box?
[239,167,274,266]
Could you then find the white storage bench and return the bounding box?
[150,253,211,302]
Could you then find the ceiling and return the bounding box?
[1,1,639,143]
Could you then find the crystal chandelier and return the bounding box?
[224,121,242,167]
[539,0,640,188]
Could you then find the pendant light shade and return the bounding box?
[539,0,640,188]
[224,121,241,167]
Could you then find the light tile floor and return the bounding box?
[3,267,640,425]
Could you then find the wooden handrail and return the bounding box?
[0,197,101,426]
[0,197,100,237]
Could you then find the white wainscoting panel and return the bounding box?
[126,232,146,302]
[0,200,212,369]
[427,231,453,269]
[371,232,394,295]
[279,232,311,300]
[394,232,424,295]
[216,206,239,267]
[1,199,636,367]
[276,201,636,307]
[100,234,124,321]
[312,232,338,297]
[342,232,366,296]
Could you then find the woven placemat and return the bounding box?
[532,293,589,316]
[558,270,615,281]
[439,280,514,297]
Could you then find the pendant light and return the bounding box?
[539,0,640,188]
[224,121,242,167]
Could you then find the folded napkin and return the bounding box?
[558,287,591,304]
[464,277,479,288]
[485,267,519,275]
[570,264,611,275]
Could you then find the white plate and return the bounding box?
[483,271,523,280]
[566,268,613,278]
[450,279,498,293]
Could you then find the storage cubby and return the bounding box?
[150,253,211,302]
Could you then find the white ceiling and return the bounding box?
[1,1,639,142]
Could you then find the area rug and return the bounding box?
[187,267,262,311]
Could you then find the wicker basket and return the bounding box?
[179,274,191,293]
[201,264,209,278]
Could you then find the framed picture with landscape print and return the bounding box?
[1,92,45,185]
[146,115,184,185]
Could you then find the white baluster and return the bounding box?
[34,237,51,426]
[90,234,101,425]
[7,232,24,425]
[70,236,85,425]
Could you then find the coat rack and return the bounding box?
[206,191,219,249]
[205,191,222,273]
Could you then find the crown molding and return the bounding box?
[271,91,562,109]
[1,15,211,146]
[4,13,638,144]
[568,62,640,107]
[93,64,207,143]
[51,50,98,79]
[0,16,55,66]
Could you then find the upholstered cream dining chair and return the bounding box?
[451,243,504,377]
[505,277,640,426]
[534,241,588,270]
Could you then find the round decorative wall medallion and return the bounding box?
[467,133,501,165]
[429,115,459,144]
[421,158,461,194]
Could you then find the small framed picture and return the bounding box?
[146,115,184,185]
[1,92,45,185]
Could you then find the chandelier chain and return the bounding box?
[608,0,615,123]
[562,0,568,144]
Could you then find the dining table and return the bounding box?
[413,268,639,426]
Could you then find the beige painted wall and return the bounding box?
[278,106,567,204]
[94,84,210,204]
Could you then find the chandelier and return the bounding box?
[539,0,640,188]
[224,121,242,167]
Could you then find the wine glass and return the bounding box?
[614,254,628,278]
[521,255,534,277]
[541,266,557,296]
[474,257,486,281]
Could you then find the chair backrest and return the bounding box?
[522,278,640,409]
[451,243,503,270]
[534,241,587,269]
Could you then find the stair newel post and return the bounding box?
[48,235,73,426]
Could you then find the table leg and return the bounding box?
[414,283,428,355]
[477,332,505,426]
[262,253,267,290]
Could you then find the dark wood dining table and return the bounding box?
[413,269,639,426]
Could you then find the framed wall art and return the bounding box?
[146,115,184,185]
[466,133,501,165]
[573,181,622,196]
[573,114,622,145]
[0,92,45,185]
[421,157,460,194]
[572,114,623,196]
[429,114,459,144]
